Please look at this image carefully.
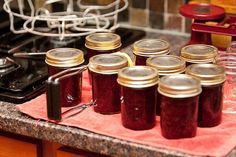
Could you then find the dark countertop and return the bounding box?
[0,30,235,157]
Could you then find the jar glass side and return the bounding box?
[160,95,199,139]
[91,72,121,114]
[121,85,157,130]
[198,84,224,127]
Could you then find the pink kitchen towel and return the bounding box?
[16,71,236,157]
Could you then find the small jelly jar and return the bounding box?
[146,55,186,115]
[117,66,159,130]
[89,54,128,114]
[45,48,84,107]
[186,64,226,127]
[158,74,202,139]
[180,44,218,65]
[132,39,170,65]
[85,32,121,60]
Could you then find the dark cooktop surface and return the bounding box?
[0,10,145,103]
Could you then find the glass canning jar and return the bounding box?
[146,55,186,115]
[180,44,218,65]
[117,66,159,130]
[89,54,128,114]
[186,64,226,127]
[132,39,170,65]
[158,74,202,139]
[45,48,84,107]
[85,32,121,60]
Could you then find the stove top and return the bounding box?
[0,11,145,104]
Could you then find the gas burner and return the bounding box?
[0,57,14,71]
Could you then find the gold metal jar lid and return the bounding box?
[158,74,202,98]
[45,48,84,67]
[117,66,159,88]
[146,55,186,76]
[85,33,121,50]
[181,44,218,63]
[88,54,128,74]
[133,39,170,57]
[186,64,226,86]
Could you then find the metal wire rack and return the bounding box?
[3,0,128,39]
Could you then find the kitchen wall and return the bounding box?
[91,0,192,34]
[1,0,193,34]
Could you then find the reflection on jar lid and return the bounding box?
[85,33,121,50]
[158,74,202,98]
[181,44,218,63]
[117,66,159,88]
[146,55,186,76]
[133,39,170,56]
[186,64,226,86]
[45,48,84,67]
[88,54,128,74]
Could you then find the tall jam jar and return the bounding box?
[117,66,159,130]
[146,55,186,115]
[180,44,218,66]
[89,54,128,114]
[85,32,121,60]
[186,64,226,127]
[158,74,202,139]
[45,48,85,107]
[132,39,170,65]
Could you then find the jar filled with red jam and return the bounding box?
[45,48,84,108]
[117,66,159,130]
[132,39,170,65]
[186,64,226,127]
[158,74,202,139]
[146,55,186,115]
[89,54,128,114]
[85,32,121,60]
[180,44,218,66]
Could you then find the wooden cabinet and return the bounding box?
[0,131,110,157]
[0,131,42,157]
[56,147,109,157]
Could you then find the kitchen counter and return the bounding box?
[0,31,235,157]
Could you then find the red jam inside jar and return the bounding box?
[180,44,218,66]
[89,54,128,114]
[158,74,202,139]
[186,64,226,127]
[132,39,170,65]
[117,66,159,130]
[147,55,186,115]
[45,48,84,107]
[85,32,121,59]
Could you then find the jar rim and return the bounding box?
[185,63,226,86]
[88,53,128,74]
[45,48,84,67]
[117,66,159,88]
[158,74,202,98]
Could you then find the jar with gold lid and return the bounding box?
[89,53,128,114]
[186,64,226,127]
[158,74,201,139]
[146,55,186,115]
[45,48,85,118]
[132,39,170,65]
[180,44,218,65]
[117,66,159,130]
[85,32,121,60]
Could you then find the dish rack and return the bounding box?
[3,0,128,39]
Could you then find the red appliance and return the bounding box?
[179,3,236,50]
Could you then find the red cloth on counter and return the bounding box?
[16,71,236,157]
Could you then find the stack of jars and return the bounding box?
[45,32,226,140]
